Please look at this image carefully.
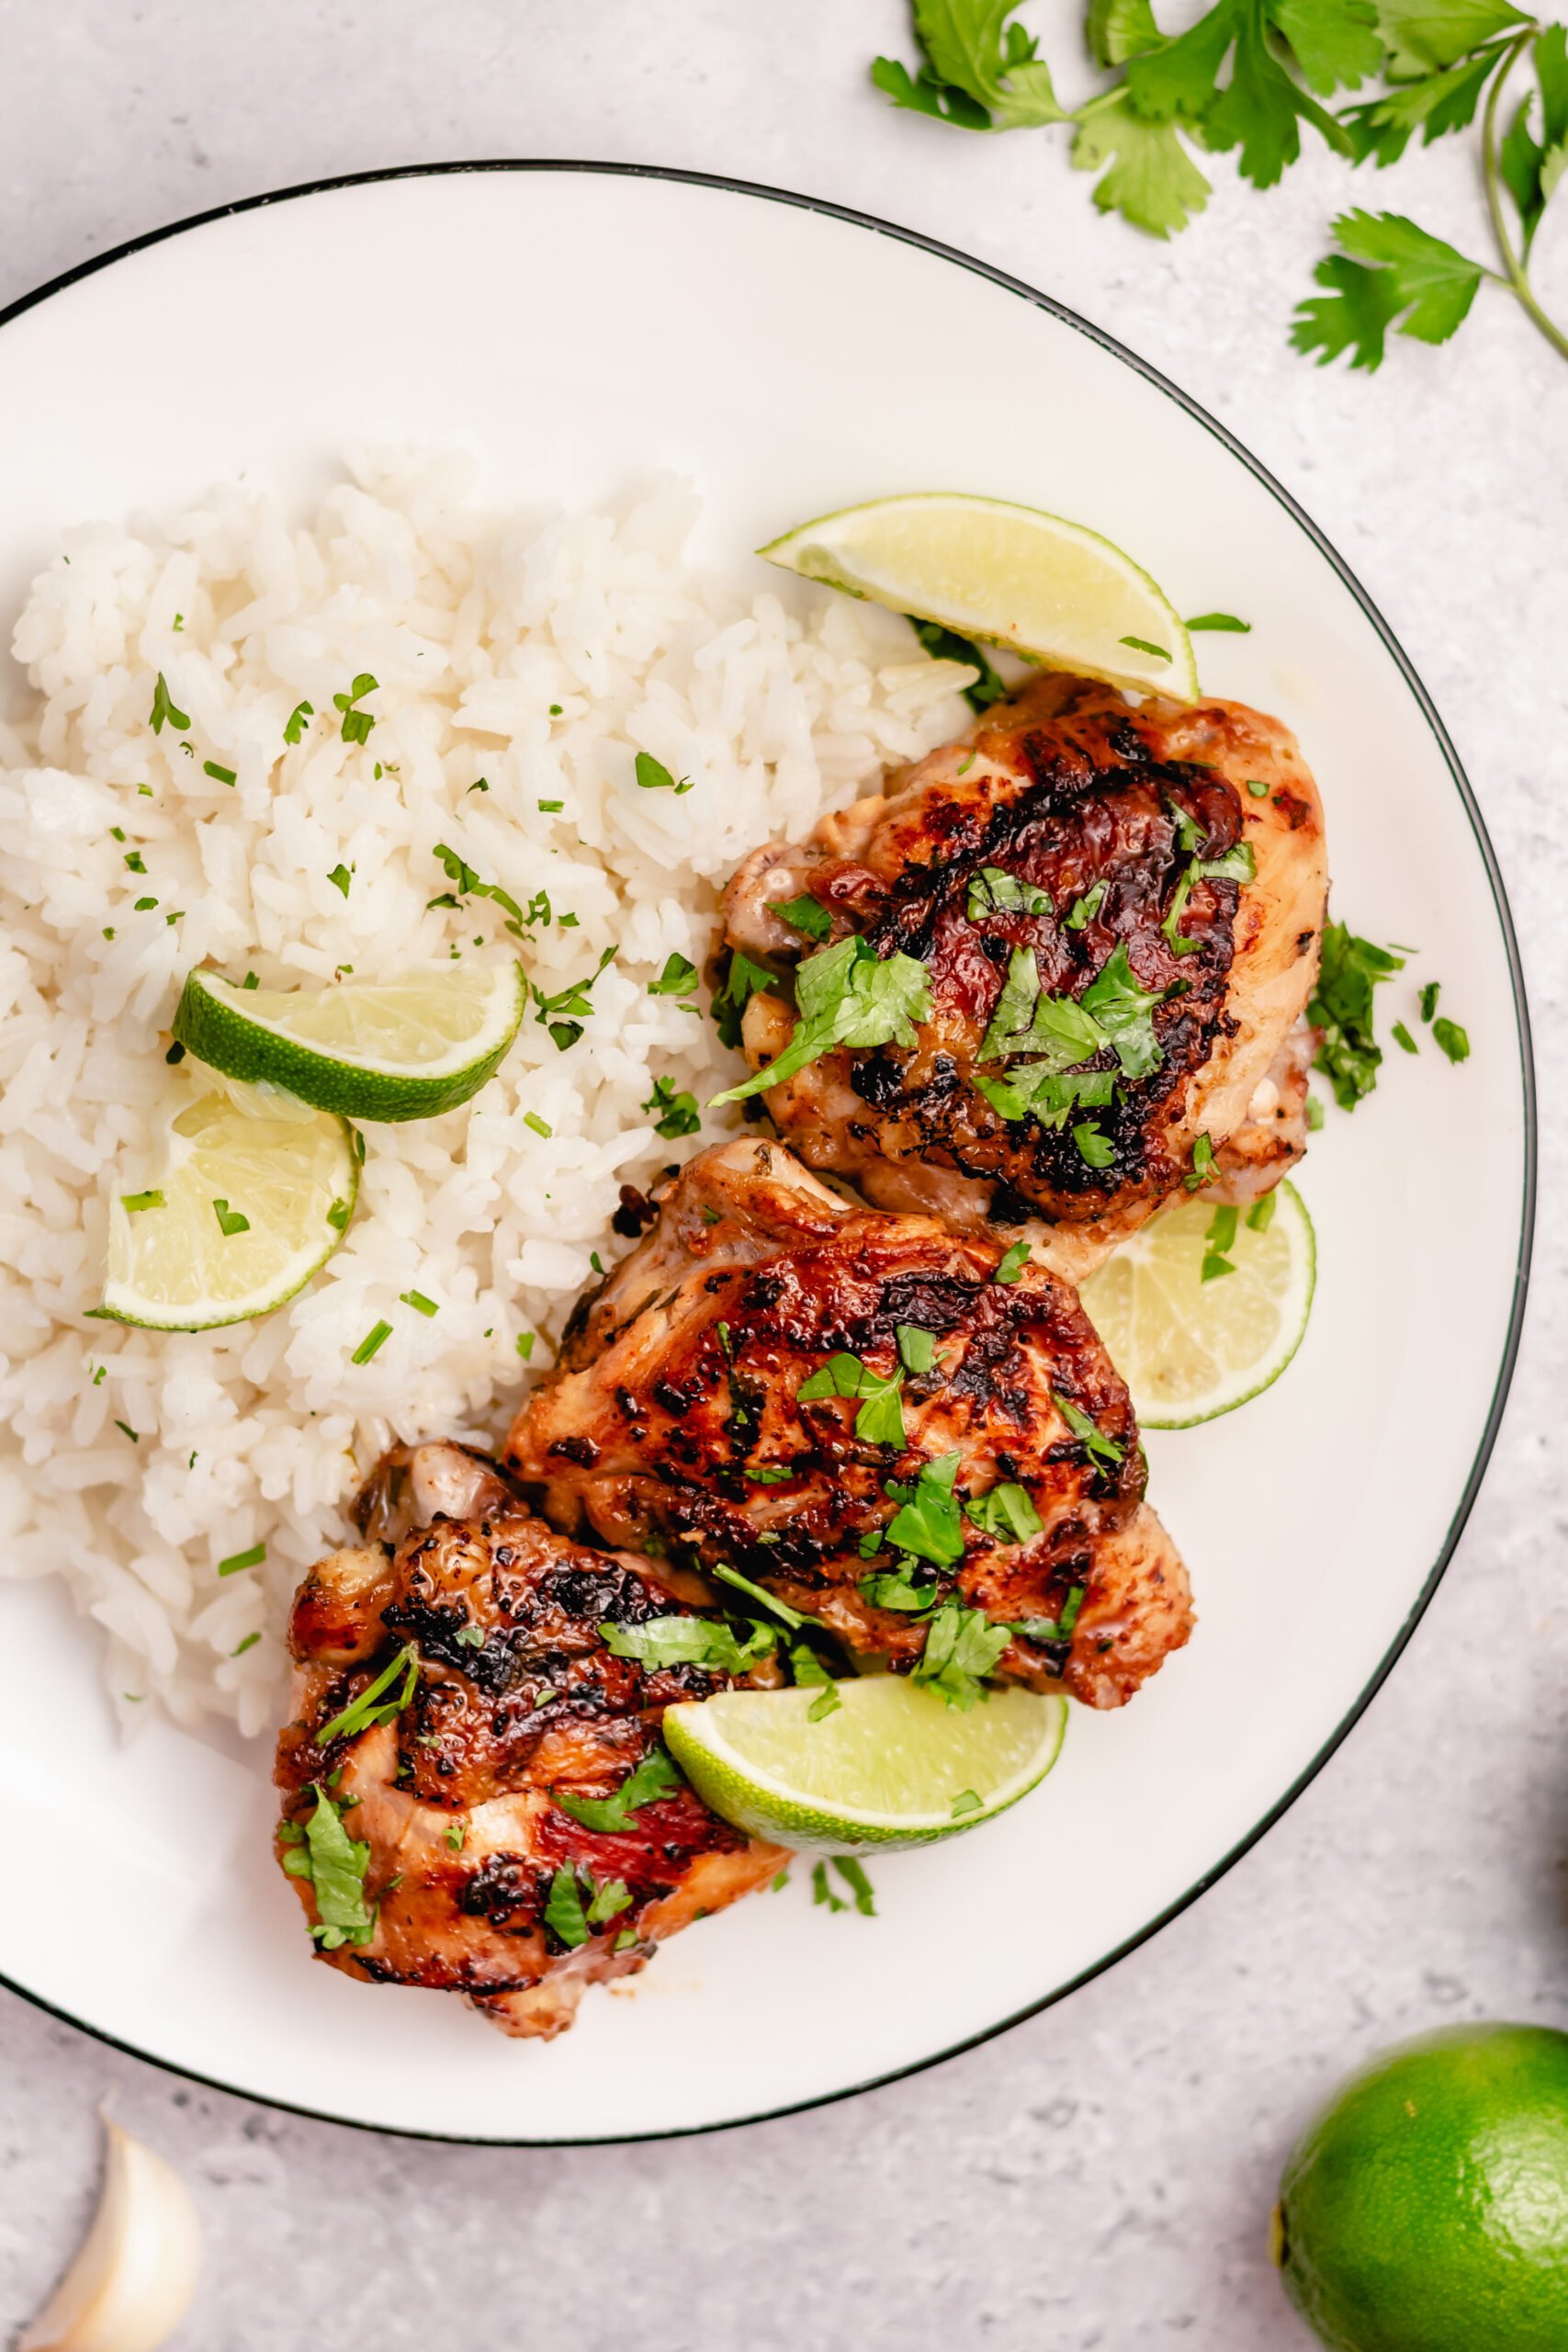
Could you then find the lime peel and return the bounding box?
[663,1675,1067,1855]
[172,963,527,1124]
[761,492,1199,702]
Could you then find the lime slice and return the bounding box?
[1078,1181,1315,1429]
[99,1077,358,1330]
[761,492,1199,701]
[663,1675,1067,1854]
[173,964,526,1123]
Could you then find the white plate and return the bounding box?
[0,165,1533,2143]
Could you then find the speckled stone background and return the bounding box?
[1,5,1564,2344]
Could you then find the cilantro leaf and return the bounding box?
[545,1864,592,1948]
[768,892,833,941]
[285,1784,375,1949]
[431,842,539,940]
[967,865,1052,922]
[315,1643,419,1747]
[554,1747,682,1833]
[1053,1394,1125,1471]
[1073,90,1213,238]
[642,1075,701,1139]
[714,946,775,1050]
[1497,26,1568,254]
[859,1561,942,1611]
[1308,920,1405,1104]
[1292,210,1485,369]
[649,952,698,997]
[600,1614,775,1673]
[884,1450,966,1566]
[587,1876,633,1926]
[1088,0,1163,69]
[976,1065,1117,1127]
[1065,881,1108,931]
[1433,1014,1471,1063]
[964,1481,1044,1543]
[1073,1117,1115,1167]
[911,1600,1012,1709]
[796,1351,907,1447]
[1080,941,1171,1080]
[909,0,1068,128]
[1269,0,1382,96]
[709,935,931,1105]
[1010,1586,1089,1644]
[871,53,994,128]
[1378,0,1532,77]
[787,1640,843,1721]
[897,1324,937,1374]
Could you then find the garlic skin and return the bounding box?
[19,2114,200,2352]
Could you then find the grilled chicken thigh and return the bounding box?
[506,1140,1191,1710]
[720,672,1327,1282]
[275,1441,786,2038]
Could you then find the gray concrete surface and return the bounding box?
[1,4,1565,2344]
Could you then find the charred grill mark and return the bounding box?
[549,1434,601,1468]
[460,1852,549,1930]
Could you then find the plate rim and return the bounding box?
[0,155,1538,2146]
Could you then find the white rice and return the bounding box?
[0,452,974,1738]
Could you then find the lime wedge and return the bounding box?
[99,1077,358,1330]
[761,492,1199,701]
[662,1675,1067,1854]
[1078,1181,1315,1429]
[172,964,526,1123]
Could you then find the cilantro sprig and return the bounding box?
[710,933,931,1105]
[870,4,1568,374]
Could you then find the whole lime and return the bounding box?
[1277,2024,1568,2351]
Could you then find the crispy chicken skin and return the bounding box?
[720,672,1327,1282]
[275,1441,786,2039]
[505,1140,1191,1710]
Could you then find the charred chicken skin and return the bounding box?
[505,1139,1191,1710]
[719,671,1327,1282]
[275,1440,786,2039]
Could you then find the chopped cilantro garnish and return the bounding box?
[1247,1189,1277,1233]
[1309,922,1406,1109]
[114,1420,139,1443]
[134,897,158,912]
[768,892,833,941]
[896,1324,937,1374]
[976,1065,1115,1128]
[351,1319,393,1364]
[1011,1585,1088,1645]
[1073,1117,1114,1168]
[797,1350,907,1447]
[859,1560,942,1611]
[1247,777,1269,797]
[149,673,189,734]
[524,1112,552,1137]
[430,842,540,941]
[326,1196,353,1232]
[120,1190,164,1214]
[1186,613,1251,632]
[635,752,693,795]
[1201,1203,1239,1282]
[1184,1132,1217,1190]
[281,1784,375,1949]
[554,1747,682,1833]
[642,1075,701,1138]
[211,1197,250,1237]
[544,1864,592,1948]
[218,1542,266,1577]
[601,1612,776,1673]
[316,1643,419,1746]
[284,700,314,745]
[123,850,146,873]
[530,944,615,1050]
[1420,980,1440,1023]
[232,1632,261,1657]
[787,1640,842,1721]
[204,761,237,786]
[884,1450,965,1566]
[713,946,776,1050]
[951,1789,984,1817]
[710,934,931,1105]
[711,1563,810,1629]
[1053,1393,1124,1471]
[446,1821,466,1852]
[1064,879,1108,930]
[400,1289,439,1317]
[649,951,699,997]
[995,1239,1031,1283]
[813,1860,847,1913]
[1433,1015,1470,1064]
[515,1330,536,1361]
[1119,635,1170,662]
[333,673,378,745]
[831,1856,876,1916]
[965,1481,1043,1544]
[967,865,1052,922]
[326,863,352,898]
[912,1600,1011,1709]
[1392,1019,1418,1055]
[745,1463,794,1485]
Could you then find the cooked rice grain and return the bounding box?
[0,455,973,1736]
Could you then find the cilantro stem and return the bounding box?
[1482,31,1568,367]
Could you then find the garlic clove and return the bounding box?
[19,2113,200,2352]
